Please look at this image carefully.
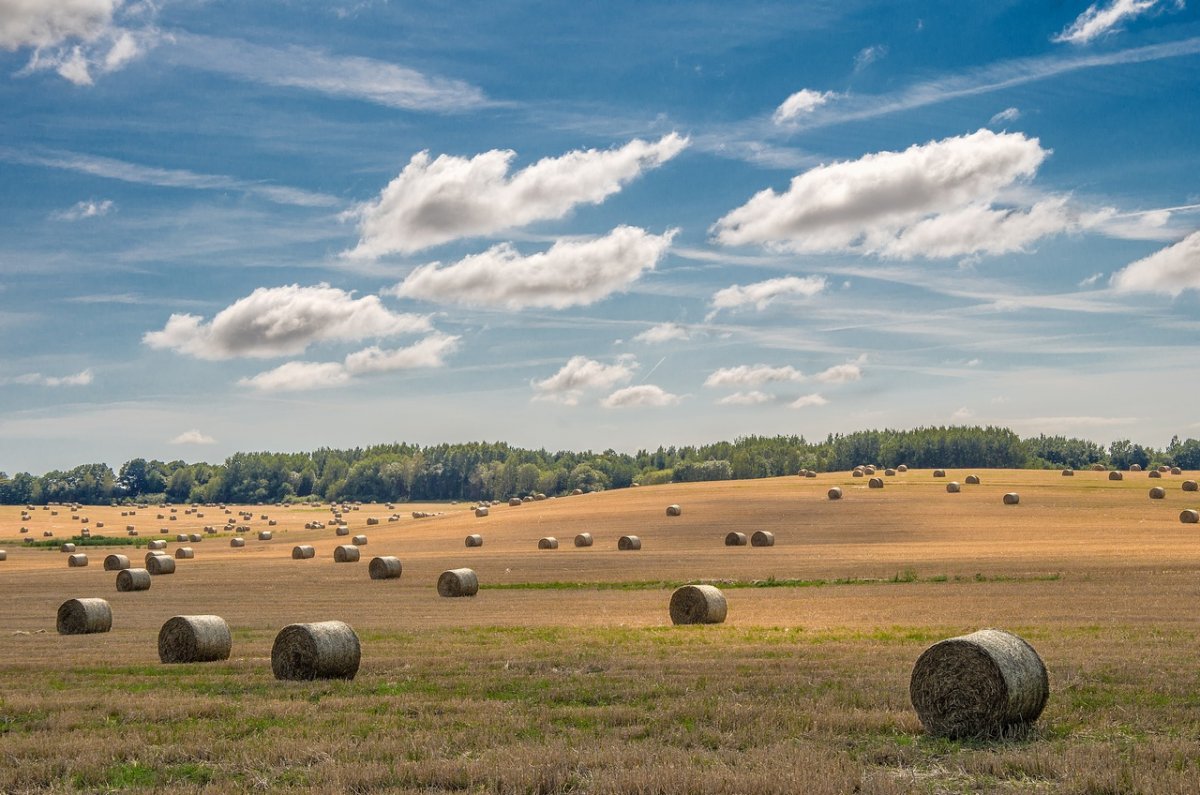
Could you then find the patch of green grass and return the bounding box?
[484,571,1064,592]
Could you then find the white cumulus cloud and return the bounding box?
[4,0,158,85]
[716,390,772,406]
[13,368,93,386]
[789,393,828,409]
[239,333,459,392]
[632,322,690,344]
[773,89,837,124]
[344,133,688,258]
[704,364,805,389]
[814,358,865,383]
[389,226,676,310]
[143,283,430,360]
[1052,0,1169,45]
[531,355,638,405]
[171,429,216,445]
[1109,231,1200,296]
[712,129,1071,260]
[601,384,681,409]
[52,198,113,220]
[710,275,827,313]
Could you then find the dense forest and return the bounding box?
[2,426,1198,506]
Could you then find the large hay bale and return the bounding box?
[868,477,884,489]
[474,507,489,518]
[669,584,727,625]
[437,568,479,597]
[538,537,559,549]
[230,537,245,548]
[1149,470,1162,479]
[827,487,843,500]
[333,545,360,563]
[618,535,642,551]
[884,468,897,476]
[158,615,231,663]
[1149,487,1166,500]
[852,470,864,478]
[147,555,176,575]
[366,517,379,526]
[57,598,112,635]
[946,482,961,493]
[724,531,748,546]
[1091,463,1106,471]
[174,547,194,559]
[1061,469,1074,476]
[804,470,817,478]
[67,553,88,567]
[666,504,682,516]
[0,550,6,561]
[1109,471,1123,481]
[574,532,594,547]
[271,620,360,681]
[189,533,202,543]
[509,498,522,506]
[1130,464,1142,472]
[145,551,167,565]
[1003,493,1020,505]
[465,534,483,548]
[368,556,402,580]
[965,475,981,485]
[898,464,909,472]
[1180,509,1200,524]
[750,530,775,547]
[1183,480,1198,492]
[61,542,78,553]
[258,530,272,541]
[336,525,350,536]
[864,465,876,475]
[148,540,167,550]
[933,469,946,478]
[1171,467,1182,475]
[292,545,315,559]
[909,628,1049,739]
[352,535,368,546]
[116,568,151,592]
[175,533,188,542]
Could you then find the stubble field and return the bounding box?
[3,468,1200,793]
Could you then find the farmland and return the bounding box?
[3,469,1200,793]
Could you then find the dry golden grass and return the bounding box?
[3,470,1200,792]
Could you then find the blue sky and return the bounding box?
[1,0,1198,474]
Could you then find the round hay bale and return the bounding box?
[537,537,559,549]
[158,615,231,663]
[852,470,864,478]
[352,535,368,546]
[189,533,202,543]
[230,537,245,548]
[1003,493,1020,505]
[0,550,7,561]
[509,497,522,506]
[1183,480,1198,492]
[750,530,775,547]
[827,487,843,500]
[175,533,188,542]
[1149,487,1166,500]
[1149,470,1162,479]
[437,568,479,597]
[574,532,594,547]
[884,468,897,476]
[1091,463,1106,471]
[333,545,360,563]
[868,477,884,489]
[618,535,642,551]
[147,555,176,575]
[1061,469,1074,476]
[368,556,402,580]
[666,504,682,516]
[474,507,489,518]
[144,550,167,565]
[1180,509,1199,524]
[946,482,961,493]
[271,620,360,681]
[61,542,76,553]
[1109,471,1123,481]
[1171,467,1182,475]
[909,628,1049,739]
[174,547,194,559]
[669,584,728,625]
[67,553,88,567]
[804,470,817,478]
[724,531,748,546]
[336,525,350,536]
[1130,464,1142,472]
[57,598,112,635]
[864,465,876,475]
[148,540,167,550]
[965,475,981,485]
[465,534,483,548]
[933,469,946,478]
[116,568,151,592]
[292,545,315,559]
[898,464,909,472]
[258,531,272,541]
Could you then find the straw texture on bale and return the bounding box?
[1003,493,1020,505]
[868,477,884,489]
[1172,467,1182,475]
[1150,470,1162,479]
[884,468,897,476]
[474,507,489,518]
[618,535,642,551]
[57,598,112,635]
[538,537,559,549]
[1149,487,1166,500]
[1184,480,1198,492]
[116,568,151,592]
[852,470,864,477]
[864,466,876,475]
[509,498,522,506]
[175,534,188,542]
[828,487,843,500]
[61,542,76,553]
[1181,509,1200,524]
[666,504,682,516]
[271,620,360,681]
[336,526,350,536]
[147,555,176,575]
[333,544,360,563]
[574,532,594,547]
[965,475,981,485]
[669,584,728,625]
[148,540,167,550]
[1062,469,1074,476]
[0,550,6,561]
[230,537,245,547]
[368,556,402,580]
[725,531,748,546]
[437,568,479,597]
[750,530,775,547]
[909,628,1049,739]
[189,533,202,542]
[898,464,909,472]
[946,482,961,493]
[933,469,946,477]
[352,535,367,546]
[1131,464,1142,472]
[67,553,88,567]
[292,545,315,559]
[1109,471,1123,481]
[172,547,194,560]
[465,534,483,547]
[258,531,272,541]
[158,615,231,663]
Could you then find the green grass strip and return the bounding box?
[482,571,1062,592]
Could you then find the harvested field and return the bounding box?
[3,471,1200,792]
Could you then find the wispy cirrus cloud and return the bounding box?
[1052,0,1177,45]
[52,198,114,220]
[773,89,838,124]
[716,390,773,406]
[854,44,888,72]
[988,107,1021,126]
[12,368,94,387]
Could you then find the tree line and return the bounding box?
[2,427,1198,506]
